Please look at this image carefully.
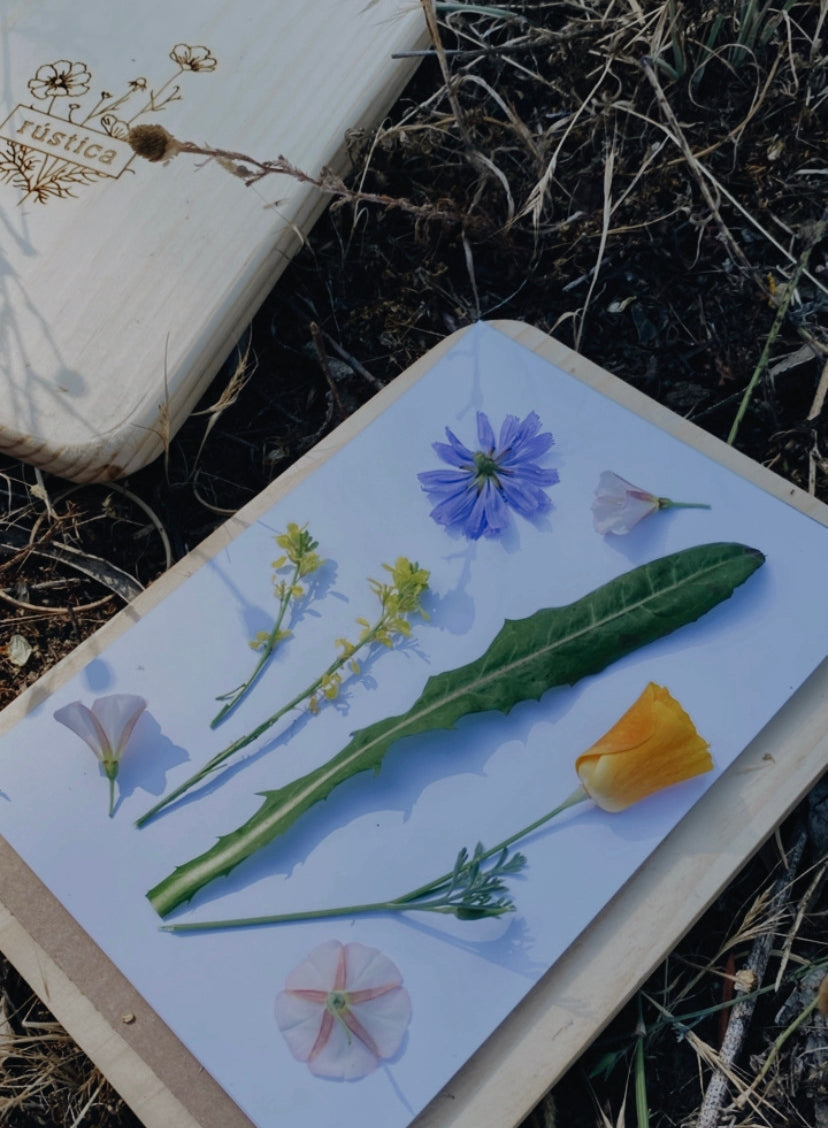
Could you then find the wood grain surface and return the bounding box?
[0,1,425,481]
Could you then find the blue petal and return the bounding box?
[432,440,471,468]
[430,487,478,529]
[444,427,476,461]
[476,412,496,452]
[499,476,552,516]
[465,480,509,539]
[462,490,491,540]
[498,411,544,450]
[481,483,511,536]
[508,464,560,487]
[495,413,522,451]
[499,435,555,467]
[418,469,474,491]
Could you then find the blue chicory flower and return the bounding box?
[418,411,559,539]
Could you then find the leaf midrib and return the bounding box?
[260,552,731,830]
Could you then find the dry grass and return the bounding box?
[1,2,827,1125]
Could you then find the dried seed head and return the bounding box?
[128,124,181,163]
[734,969,757,993]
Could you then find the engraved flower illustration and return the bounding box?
[5,43,217,205]
[28,60,92,101]
[99,114,131,139]
[169,44,218,73]
[275,939,411,1079]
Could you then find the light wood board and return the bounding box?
[0,321,826,1128]
[0,0,425,482]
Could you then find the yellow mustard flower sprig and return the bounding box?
[211,524,324,728]
[136,557,429,827]
[308,558,430,714]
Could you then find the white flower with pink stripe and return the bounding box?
[275,939,411,1080]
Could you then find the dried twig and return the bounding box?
[191,333,256,471]
[728,230,820,445]
[127,126,465,228]
[421,0,473,148]
[316,331,383,391]
[310,322,347,420]
[695,829,807,1128]
[574,137,615,352]
[807,357,828,421]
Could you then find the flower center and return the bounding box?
[325,989,355,1044]
[326,990,350,1015]
[472,449,502,489]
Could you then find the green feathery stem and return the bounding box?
[161,787,588,932]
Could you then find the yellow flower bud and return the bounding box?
[575,683,712,812]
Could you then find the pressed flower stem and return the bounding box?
[103,762,120,818]
[399,786,588,902]
[160,787,589,932]
[658,499,711,511]
[210,557,301,729]
[137,616,396,828]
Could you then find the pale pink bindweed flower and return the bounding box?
[275,939,411,1080]
[54,694,147,816]
[591,471,710,535]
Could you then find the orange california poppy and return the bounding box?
[575,683,712,812]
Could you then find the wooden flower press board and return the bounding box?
[0,0,425,481]
[0,320,826,1128]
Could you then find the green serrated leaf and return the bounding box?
[148,542,764,916]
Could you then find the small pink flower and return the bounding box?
[54,694,147,816]
[275,939,411,1080]
[592,471,710,535]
